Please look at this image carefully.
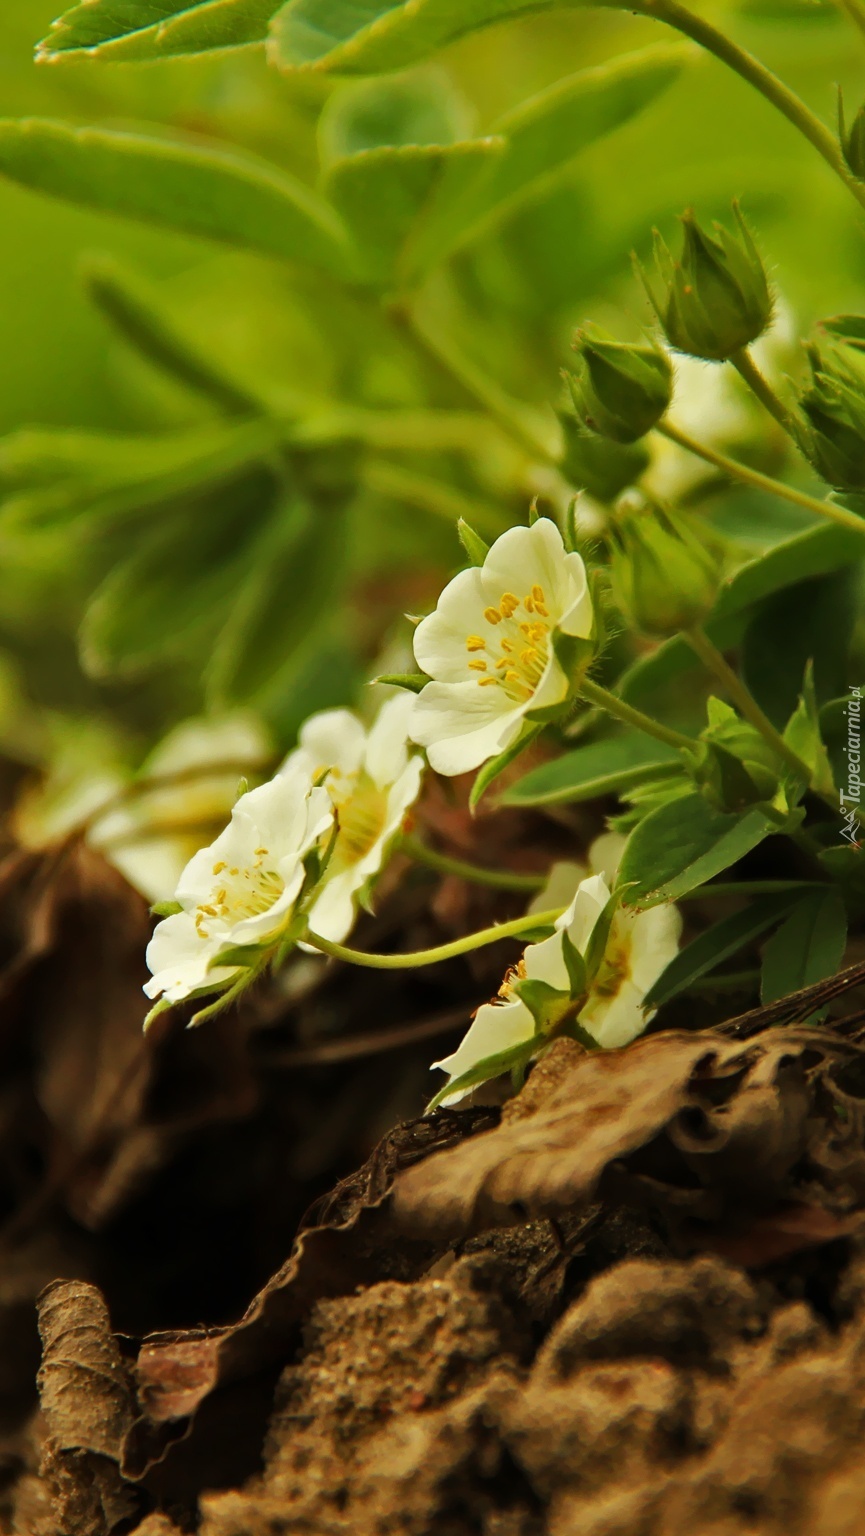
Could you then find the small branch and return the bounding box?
[655,419,865,539]
[579,677,695,754]
[730,348,801,441]
[402,833,545,893]
[631,0,865,211]
[304,905,566,970]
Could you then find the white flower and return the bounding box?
[281,693,424,943]
[96,714,271,903]
[431,871,681,1106]
[144,764,333,1009]
[410,519,594,777]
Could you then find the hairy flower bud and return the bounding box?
[642,204,773,362]
[798,339,865,491]
[840,93,865,180]
[559,413,649,501]
[607,498,721,637]
[567,326,673,443]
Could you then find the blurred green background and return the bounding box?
[0,0,863,829]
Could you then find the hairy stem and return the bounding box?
[631,0,865,211]
[304,906,566,970]
[730,348,801,440]
[579,676,695,753]
[402,833,545,892]
[655,419,865,538]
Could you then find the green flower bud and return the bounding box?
[559,414,649,502]
[840,93,865,180]
[607,498,721,637]
[642,204,773,362]
[567,326,673,443]
[798,338,865,491]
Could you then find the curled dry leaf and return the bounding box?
[391,1029,865,1242]
[36,1279,139,1535]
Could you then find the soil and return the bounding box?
[2,803,865,1534]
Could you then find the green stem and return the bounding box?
[402,833,545,892]
[394,301,559,463]
[304,906,565,970]
[730,348,801,440]
[579,676,695,754]
[684,624,814,782]
[631,0,865,211]
[656,419,865,539]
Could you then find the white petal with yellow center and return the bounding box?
[410,519,593,777]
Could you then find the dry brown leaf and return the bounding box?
[391,1029,865,1241]
[36,1279,139,1534]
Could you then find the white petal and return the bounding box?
[145,713,269,776]
[410,681,525,776]
[627,904,683,993]
[481,520,571,617]
[558,551,595,639]
[413,566,487,682]
[523,929,570,992]
[364,693,415,789]
[144,912,238,1004]
[305,871,360,945]
[175,817,253,910]
[579,979,649,1049]
[558,873,612,955]
[528,861,586,918]
[524,648,570,714]
[432,996,535,1081]
[293,708,367,779]
[588,831,627,884]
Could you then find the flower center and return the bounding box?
[195,851,285,938]
[326,769,389,871]
[590,927,632,999]
[465,586,551,702]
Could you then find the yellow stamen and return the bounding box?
[484,606,503,625]
[468,659,488,672]
[213,861,226,875]
[466,635,486,652]
[479,676,499,686]
[499,592,519,617]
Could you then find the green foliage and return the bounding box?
[760,889,848,1005]
[38,0,282,61]
[618,794,786,909]
[502,731,682,807]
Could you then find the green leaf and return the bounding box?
[501,730,682,808]
[323,138,501,285]
[318,69,472,163]
[38,0,281,61]
[469,722,544,812]
[457,518,490,566]
[760,889,848,1006]
[268,0,595,75]
[205,498,351,704]
[408,44,691,270]
[618,792,783,909]
[0,120,349,277]
[560,927,587,998]
[0,420,281,533]
[426,1035,539,1113]
[741,567,857,728]
[79,460,281,679]
[643,890,807,1010]
[783,662,836,799]
[374,672,429,693]
[81,254,264,416]
[621,521,865,706]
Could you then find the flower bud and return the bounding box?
[840,93,865,180]
[559,414,649,502]
[642,204,773,362]
[567,326,673,443]
[798,339,865,491]
[607,498,721,637]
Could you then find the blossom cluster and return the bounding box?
[141,516,681,1103]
